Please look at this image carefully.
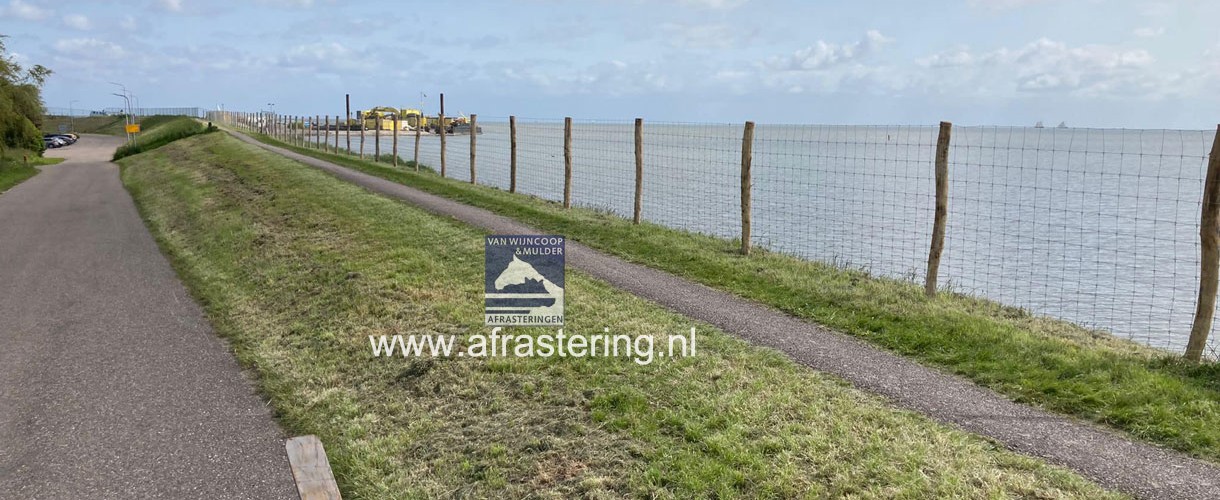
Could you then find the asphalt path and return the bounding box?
[232,128,1220,500]
[0,135,296,499]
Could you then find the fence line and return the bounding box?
[205,108,1220,360]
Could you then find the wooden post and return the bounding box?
[324,116,330,152]
[469,114,477,184]
[345,94,351,153]
[334,115,339,152]
[439,93,446,177]
[315,115,321,148]
[413,116,421,172]
[509,116,517,193]
[375,115,382,162]
[740,121,755,255]
[925,121,953,297]
[358,111,365,159]
[563,117,573,208]
[393,115,399,167]
[634,118,644,224]
[1187,125,1220,361]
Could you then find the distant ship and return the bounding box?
[1034,121,1045,128]
[1057,121,1068,128]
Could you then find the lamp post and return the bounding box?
[112,92,131,143]
[69,99,78,132]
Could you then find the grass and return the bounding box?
[119,131,1122,498]
[0,149,63,194]
[250,131,1220,465]
[42,115,129,136]
[112,116,215,160]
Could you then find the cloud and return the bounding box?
[53,38,126,59]
[967,0,1052,10]
[916,38,1162,97]
[765,30,893,71]
[63,14,90,30]
[2,0,47,20]
[661,22,746,50]
[157,0,183,12]
[675,0,748,9]
[1133,27,1165,38]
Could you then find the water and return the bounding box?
[333,121,1218,355]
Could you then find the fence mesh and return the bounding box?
[209,109,1220,358]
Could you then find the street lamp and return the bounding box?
[112,92,131,143]
[69,99,78,132]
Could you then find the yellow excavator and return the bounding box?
[358,107,426,131]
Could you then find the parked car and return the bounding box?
[52,134,77,145]
[42,137,62,149]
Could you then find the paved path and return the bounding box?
[232,129,1220,499]
[0,135,297,499]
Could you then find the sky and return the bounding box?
[2,0,1219,128]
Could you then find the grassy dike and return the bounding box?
[249,132,1220,464]
[119,131,1120,498]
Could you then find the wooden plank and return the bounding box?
[740,121,755,255]
[285,435,342,500]
[634,117,643,224]
[393,114,399,167]
[358,111,365,159]
[334,115,340,152]
[374,115,381,161]
[1187,124,1220,361]
[564,117,572,208]
[925,121,952,297]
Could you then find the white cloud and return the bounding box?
[53,38,126,59]
[119,15,138,31]
[158,0,183,12]
[2,0,47,20]
[661,22,744,50]
[917,38,1162,97]
[1133,27,1165,38]
[676,0,748,9]
[765,30,893,71]
[63,14,91,30]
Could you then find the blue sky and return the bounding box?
[2,0,1219,128]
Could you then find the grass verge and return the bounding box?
[112,116,215,160]
[119,132,1121,498]
[250,131,1220,464]
[0,150,63,194]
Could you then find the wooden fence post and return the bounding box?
[925,121,953,297]
[375,115,382,161]
[333,115,339,152]
[413,117,421,172]
[345,94,352,153]
[393,115,399,167]
[315,115,321,148]
[469,114,477,184]
[564,117,573,208]
[634,118,644,224]
[324,116,330,152]
[1187,124,1220,362]
[358,111,365,159]
[509,115,517,193]
[740,121,755,255]
[439,93,446,177]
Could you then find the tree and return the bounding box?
[0,35,51,154]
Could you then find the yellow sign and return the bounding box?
[126,123,141,133]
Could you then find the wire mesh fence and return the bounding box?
[209,109,1220,359]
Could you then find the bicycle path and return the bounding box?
[0,135,297,499]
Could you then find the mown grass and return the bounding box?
[41,115,129,136]
[119,132,1122,498]
[112,115,215,160]
[251,131,1220,464]
[0,149,63,194]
